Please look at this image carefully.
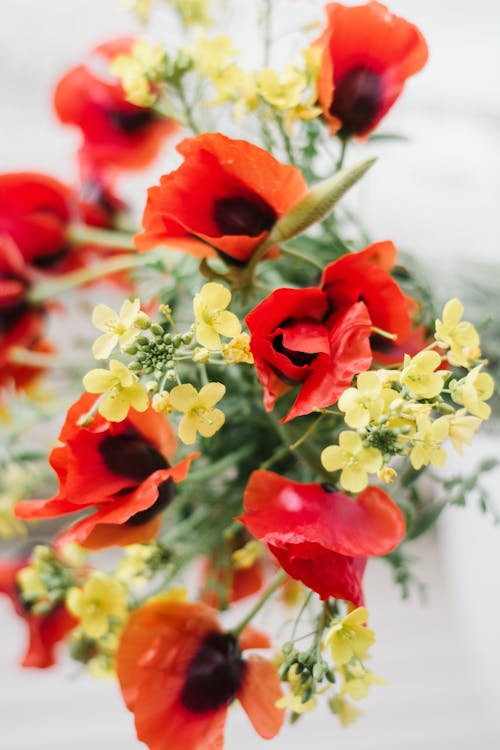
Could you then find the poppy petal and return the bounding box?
[237,656,285,739]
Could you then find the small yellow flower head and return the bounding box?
[190,35,237,78]
[111,40,166,107]
[92,298,143,360]
[409,415,449,470]
[321,431,383,493]
[329,695,363,727]
[222,333,254,365]
[0,465,28,539]
[275,664,316,714]
[193,283,241,350]
[435,298,481,368]
[377,466,397,484]
[447,410,482,454]
[66,574,127,639]
[338,371,397,429]
[232,541,262,570]
[169,382,226,444]
[256,66,307,111]
[340,660,386,701]
[152,390,173,414]
[450,365,494,420]
[126,0,153,25]
[83,359,149,422]
[170,0,213,27]
[400,350,446,399]
[17,566,47,601]
[325,607,375,668]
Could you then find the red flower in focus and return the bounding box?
[239,471,406,604]
[135,133,307,264]
[0,239,51,397]
[116,597,284,750]
[54,38,177,178]
[246,285,373,422]
[16,393,198,550]
[0,172,74,270]
[0,556,76,668]
[315,1,428,137]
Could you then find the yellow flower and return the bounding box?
[17,566,47,601]
[83,359,149,422]
[152,390,173,414]
[66,574,127,639]
[435,298,481,368]
[338,371,397,429]
[340,660,386,700]
[92,298,143,360]
[193,283,241,350]
[400,350,446,399]
[450,365,494,420]
[377,466,397,484]
[169,382,226,444]
[190,34,237,78]
[126,0,153,24]
[111,40,166,107]
[447,410,482,454]
[170,0,213,27]
[275,664,316,714]
[222,333,254,365]
[321,431,383,493]
[232,541,262,570]
[329,695,363,727]
[256,66,307,111]
[409,415,449,470]
[325,607,375,667]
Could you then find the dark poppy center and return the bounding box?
[31,246,70,270]
[108,108,156,134]
[181,632,245,713]
[0,299,31,336]
[213,195,277,237]
[272,333,317,368]
[369,332,395,354]
[125,478,175,526]
[99,432,168,482]
[330,66,384,136]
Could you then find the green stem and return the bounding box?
[280,245,325,272]
[290,414,325,450]
[277,117,296,165]
[68,224,137,250]
[231,570,286,638]
[28,255,149,303]
[335,138,348,171]
[182,443,254,484]
[174,83,200,134]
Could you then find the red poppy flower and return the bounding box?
[0,556,77,668]
[315,1,428,137]
[0,172,74,270]
[246,285,373,422]
[116,597,284,750]
[16,393,198,550]
[54,38,177,178]
[135,132,307,264]
[239,471,406,604]
[321,241,411,344]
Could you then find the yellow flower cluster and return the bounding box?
[84,359,149,422]
[193,282,241,350]
[321,300,494,492]
[66,573,127,639]
[111,40,167,107]
[153,382,226,444]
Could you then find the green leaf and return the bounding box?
[406,501,448,540]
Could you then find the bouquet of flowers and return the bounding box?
[0,2,496,748]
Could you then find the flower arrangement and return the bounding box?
[0,1,497,749]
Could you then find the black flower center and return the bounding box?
[213,195,277,237]
[330,66,384,136]
[0,298,30,336]
[125,478,175,526]
[108,108,156,134]
[99,432,168,482]
[272,333,317,368]
[181,632,245,713]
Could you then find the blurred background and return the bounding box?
[1,1,499,748]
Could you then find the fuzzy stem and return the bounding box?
[68,224,137,250]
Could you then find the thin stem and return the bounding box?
[335,138,348,171]
[371,326,397,341]
[280,245,325,272]
[67,224,137,251]
[182,443,254,484]
[7,348,71,369]
[290,414,325,450]
[231,570,286,638]
[277,117,296,165]
[291,590,314,641]
[28,255,148,303]
[174,83,200,134]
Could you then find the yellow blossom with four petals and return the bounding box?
[338,371,397,429]
[409,414,449,470]
[325,607,376,667]
[66,573,127,639]
[193,283,241,350]
[435,298,480,368]
[83,359,149,422]
[447,410,482,454]
[450,365,494,420]
[400,350,446,399]
[321,431,383,493]
[92,298,143,360]
[169,382,226,444]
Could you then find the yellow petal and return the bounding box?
[125,383,149,412]
[99,392,130,422]
[120,298,141,326]
[338,431,362,454]
[321,445,343,472]
[178,413,199,444]
[341,467,368,493]
[92,304,118,331]
[197,408,225,438]
[199,382,226,407]
[92,332,119,360]
[215,310,241,338]
[66,587,83,617]
[83,368,116,393]
[83,611,108,639]
[198,282,231,311]
[109,359,135,387]
[169,384,200,412]
[196,321,222,350]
